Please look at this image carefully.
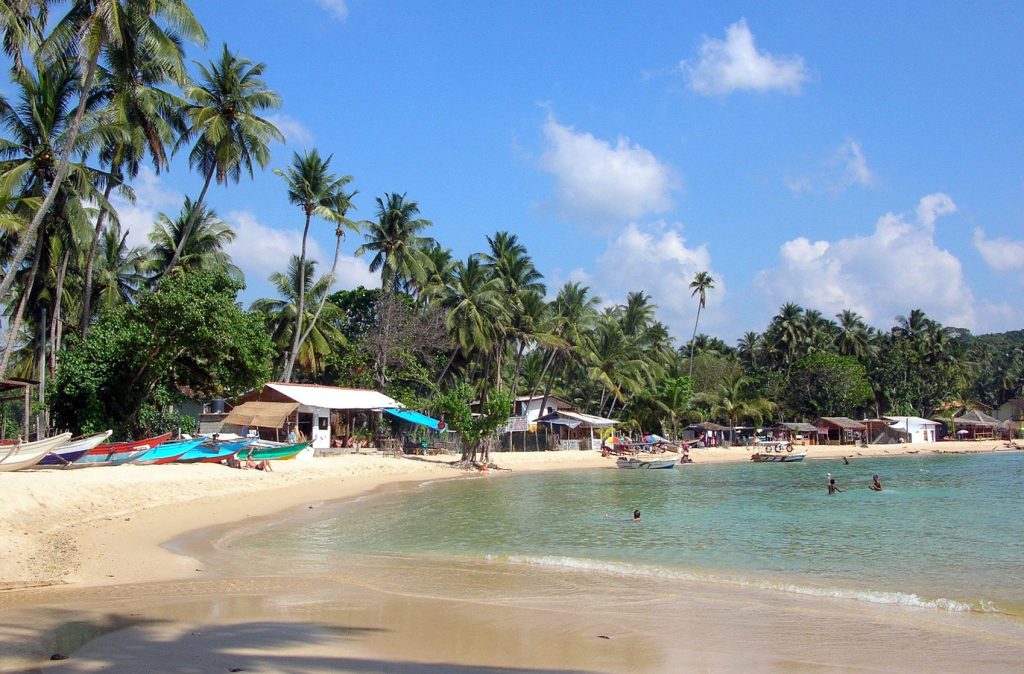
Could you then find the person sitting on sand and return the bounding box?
[245,456,273,471]
[869,474,883,491]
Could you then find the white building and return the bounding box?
[884,416,941,443]
[510,394,577,423]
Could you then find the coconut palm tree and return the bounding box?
[835,309,871,360]
[251,255,345,378]
[356,192,434,295]
[433,256,506,388]
[687,271,714,377]
[0,0,204,307]
[165,44,282,276]
[274,149,358,382]
[80,3,191,337]
[92,220,146,311]
[693,375,776,445]
[146,197,241,280]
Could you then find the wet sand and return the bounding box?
[1,441,1021,672]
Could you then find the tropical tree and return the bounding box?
[687,271,714,377]
[273,149,358,382]
[0,0,204,308]
[692,375,776,444]
[251,255,346,378]
[165,43,282,276]
[835,309,871,360]
[145,197,241,279]
[433,256,505,390]
[92,220,147,311]
[356,192,433,295]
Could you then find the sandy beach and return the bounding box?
[1,440,1020,672]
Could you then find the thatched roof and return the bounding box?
[774,422,819,433]
[814,416,867,431]
[953,409,1000,427]
[687,422,729,431]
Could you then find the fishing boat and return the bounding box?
[133,438,206,465]
[616,455,678,469]
[73,433,173,467]
[35,430,113,467]
[750,451,806,463]
[243,440,309,461]
[749,441,806,462]
[175,438,254,464]
[0,433,74,472]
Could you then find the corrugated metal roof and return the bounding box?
[538,410,618,428]
[264,383,401,410]
[883,416,941,427]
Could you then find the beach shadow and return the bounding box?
[33,620,600,673]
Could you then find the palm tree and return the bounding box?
[433,256,506,388]
[80,3,191,337]
[835,309,870,360]
[416,241,454,304]
[274,149,358,382]
[356,192,433,295]
[0,0,204,307]
[687,271,714,377]
[586,314,647,416]
[146,197,241,279]
[251,255,345,378]
[693,375,776,445]
[92,220,146,311]
[165,44,282,276]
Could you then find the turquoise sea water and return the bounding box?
[235,452,1024,618]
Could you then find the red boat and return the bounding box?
[73,433,173,467]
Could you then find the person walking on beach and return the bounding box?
[869,474,883,491]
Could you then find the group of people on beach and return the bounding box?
[828,472,883,495]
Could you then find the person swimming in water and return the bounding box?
[633,509,641,521]
[828,477,842,495]
[869,474,883,491]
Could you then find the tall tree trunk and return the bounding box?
[49,248,70,376]
[291,232,342,377]
[0,51,99,309]
[435,348,459,388]
[688,304,703,379]
[79,179,116,338]
[161,168,214,280]
[0,246,43,377]
[283,211,314,382]
[508,340,527,403]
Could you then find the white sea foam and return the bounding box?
[503,554,992,614]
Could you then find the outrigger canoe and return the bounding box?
[73,433,173,467]
[35,430,113,467]
[0,433,74,472]
[175,438,254,464]
[133,438,206,465]
[243,441,309,461]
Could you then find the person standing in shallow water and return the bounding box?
[633,509,641,521]
[869,475,883,491]
[828,478,842,495]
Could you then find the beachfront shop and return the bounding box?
[221,382,433,451]
[771,422,821,446]
[949,409,1003,441]
[535,409,618,450]
[813,416,867,445]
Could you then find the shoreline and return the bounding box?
[1,440,1020,671]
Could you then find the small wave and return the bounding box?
[501,554,994,614]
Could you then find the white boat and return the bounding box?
[0,433,74,472]
[35,430,113,467]
[750,451,806,463]
[616,456,678,469]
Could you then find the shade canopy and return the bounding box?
[222,401,298,428]
[537,410,618,429]
[264,382,401,410]
[383,408,446,431]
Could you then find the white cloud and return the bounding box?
[267,114,315,148]
[786,137,877,196]
[683,19,808,95]
[972,228,1024,272]
[538,116,679,222]
[592,221,721,338]
[108,168,182,249]
[223,210,378,292]
[313,0,348,22]
[757,193,981,328]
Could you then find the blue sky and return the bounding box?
[106,1,1024,342]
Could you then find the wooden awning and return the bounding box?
[222,401,298,428]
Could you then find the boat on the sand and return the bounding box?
[35,430,113,467]
[0,433,74,472]
[73,433,173,467]
[243,440,309,461]
[175,438,254,464]
[133,438,206,465]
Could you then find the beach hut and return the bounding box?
[536,409,618,450]
[950,409,1002,440]
[995,400,1024,438]
[883,416,941,443]
[224,383,411,450]
[772,422,820,446]
[684,421,729,447]
[813,417,867,445]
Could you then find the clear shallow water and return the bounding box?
[235,452,1024,617]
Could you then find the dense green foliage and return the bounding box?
[49,272,272,436]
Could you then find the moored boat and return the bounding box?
[616,456,678,469]
[243,440,309,461]
[73,433,173,467]
[175,438,254,464]
[35,430,113,467]
[750,452,806,463]
[0,433,74,472]
[133,438,206,465]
